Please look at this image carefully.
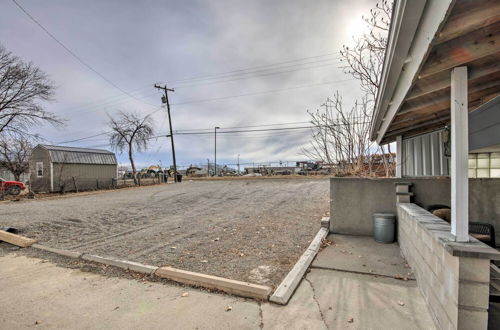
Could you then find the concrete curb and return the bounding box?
[321,216,330,229]
[31,244,82,259]
[155,266,272,300]
[81,254,158,275]
[269,225,329,305]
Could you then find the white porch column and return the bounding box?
[396,135,403,178]
[450,66,469,242]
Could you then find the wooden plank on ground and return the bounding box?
[155,266,271,300]
[269,227,329,305]
[0,230,37,247]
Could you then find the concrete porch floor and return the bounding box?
[303,234,436,329]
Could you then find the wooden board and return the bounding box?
[269,227,329,305]
[0,230,37,247]
[155,266,271,300]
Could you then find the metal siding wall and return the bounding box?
[413,136,422,176]
[422,134,432,176]
[52,163,117,192]
[430,132,441,176]
[406,139,415,176]
[402,130,448,177]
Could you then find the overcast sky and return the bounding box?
[1,0,377,169]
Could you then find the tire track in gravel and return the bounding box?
[0,178,329,286]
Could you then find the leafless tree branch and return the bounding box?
[0,44,62,137]
[108,111,154,184]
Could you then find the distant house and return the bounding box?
[29,145,118,193]
[0,166,29,182]
[186,166,207,177]
[244,166,298,175]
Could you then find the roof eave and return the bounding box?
[370,0,454,144]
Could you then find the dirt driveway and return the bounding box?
[0,178,329,287]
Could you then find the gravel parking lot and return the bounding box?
[0,178,329,287]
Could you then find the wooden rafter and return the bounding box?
[405,55,500,102]
[435,0,500,44]
[419,21,500,79]
[386,90,500,138]
[378,0,500,144]
[396,81,500,120]
[383,119,450,144]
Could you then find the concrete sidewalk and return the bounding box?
[0,235,436,329]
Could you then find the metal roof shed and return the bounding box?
[29,144,118,193]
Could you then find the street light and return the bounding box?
[214,126,220,176]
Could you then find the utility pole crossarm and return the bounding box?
[154,84,175,92]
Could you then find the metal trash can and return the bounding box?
[373,213,396,243]
[176,174,183,182]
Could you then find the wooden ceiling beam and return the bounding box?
[389,89,500,132]
[383,118,450,144]
[419,22,500,79]
[405,57,500,102]
[397,81,500,118]
[435,0,500,45]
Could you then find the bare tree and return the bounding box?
[0,135,33,181]
[340,1,394,175]
[304,1,395,177]
[0,44,61,136]
[302,93,376,176]
[108,111,154,184]
[340,0,391,100]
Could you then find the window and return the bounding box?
[468,153,500,178]
[36,162,43,177]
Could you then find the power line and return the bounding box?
[54,115,369,145]
[69,129,312,146]
[173,126,315,135]
[11,0,155,108]
[54,118,309,144]
[172,58,341,87]
[55,132,109,144]
[173,121,312,132]
[170,79,355,106]
[55,105,163,144]
[168,52,340,84]
[60,86,160,114]
[172,61,340,89]
[60,76,355,119]
[60,62,343,117]
[54,53,342,115]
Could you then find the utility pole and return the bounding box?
[237,154,240,175]
[154,84,178,183]
[207,158,210,177]
[214,126,220,176]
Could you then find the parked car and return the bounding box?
[0,177,27,195]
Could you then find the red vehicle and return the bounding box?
[0,178,26,195]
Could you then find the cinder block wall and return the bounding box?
[330,177,450,235]
[398,203,490,330]
[330,177,500,241]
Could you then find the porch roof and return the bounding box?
[371,0,500,145]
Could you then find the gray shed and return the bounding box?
[29,145,118,193]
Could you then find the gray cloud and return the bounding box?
[1,0,377,168]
